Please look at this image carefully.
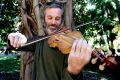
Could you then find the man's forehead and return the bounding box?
[45,8,62,16]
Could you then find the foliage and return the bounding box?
[0,56,20,73]
[0,0,20,46]
[73,0,120,53]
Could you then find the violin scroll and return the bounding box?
[98,56,118,71]
[91,49,118,71]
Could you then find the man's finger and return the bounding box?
[80,40,87,54]
[75,39,83,54]
[70,40,78,54]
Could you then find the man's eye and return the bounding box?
[47,17,52,19]
[56,18,61,21]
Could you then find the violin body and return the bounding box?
[48,28,83,54]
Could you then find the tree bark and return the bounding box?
[64,0,72,27]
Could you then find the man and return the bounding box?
[8,1,92,80]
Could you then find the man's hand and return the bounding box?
[67,39,92,75]
[8,33,27,48]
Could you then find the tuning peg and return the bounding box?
[91,57,98,64]
[99,63,106,71]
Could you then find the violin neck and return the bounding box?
[92,50,106,62]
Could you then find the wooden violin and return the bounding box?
[48,28,118,71]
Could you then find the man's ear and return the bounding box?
[61,19,64,23]
[60,19,64,27]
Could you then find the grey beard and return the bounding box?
[45,26,63,35]
[45,27,58,35]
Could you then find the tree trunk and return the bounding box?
[64,0,73,27]
[19,0,72,80]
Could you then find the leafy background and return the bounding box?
[1,0,120,80]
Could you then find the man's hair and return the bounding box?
[43,1,64,15]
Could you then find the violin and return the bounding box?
[0,21,118,71]
[48,28,118,71]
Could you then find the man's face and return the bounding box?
[44,8,62,34]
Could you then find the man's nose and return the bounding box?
[51,20,56,24]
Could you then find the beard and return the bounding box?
[45,24,61,35]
